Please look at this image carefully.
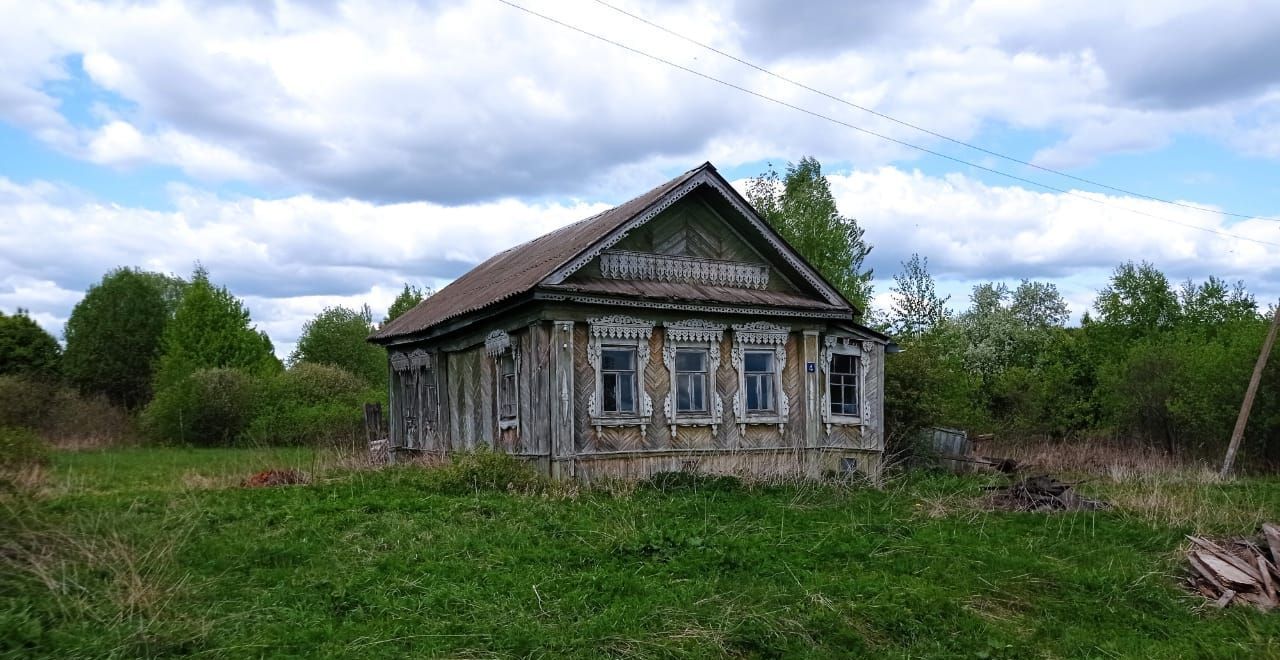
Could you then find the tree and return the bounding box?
[1094,261,1180,335]
[1010,280,1070,329]
[0,309,61,380]
[154,266,279,390]
[384,283,429,325]
[63,267,186,408]
[290,305,385,385]
[746,157,874,312]
[887,253,949,337]
[1178,276,1257,327]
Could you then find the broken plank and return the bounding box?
[1188,553,1227,593]
[1188,536,1264,582]
[1214,589,1236,608]
[1195,551,1261,591]
[1262,523,1280,566]
[1259,554,1278,603]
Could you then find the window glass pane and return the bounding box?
[745,351,773,373]
[602,348,635,371]
[691,376,704,411]
[760,377,774,411]
[677,375,691,411]
[746,375,760,410]
[676,349,706,372]
[618,373,635,412]
[603,373,618,412]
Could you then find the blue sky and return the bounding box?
[2,0,1278,356]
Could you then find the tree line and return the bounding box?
[0,265,429,447]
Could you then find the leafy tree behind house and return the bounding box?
[746,157,874,312]
[154,266,279,391]
[0,309,61,380]
[384,283,430,326]
[63,267,186,408]
[887,253,950,338]
[290,305,385,385]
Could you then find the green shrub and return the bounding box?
[0,427,49,469]
[247,363,372,446]
[0,375,54,429]
[639,471,743,493]
[142,368,257,446]
[418,449,544,495]
[0,376,135,448]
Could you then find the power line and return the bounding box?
[593,0,1269,223]
[495,0,1280,249]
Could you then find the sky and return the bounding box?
[2,0,1279,358]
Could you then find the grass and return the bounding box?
[3,448,1280,658]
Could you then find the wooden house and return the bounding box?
[369,162,891,481]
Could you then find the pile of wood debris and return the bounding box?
[982,474,1111,512]
[1186,524,1280,611]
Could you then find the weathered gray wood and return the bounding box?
[1262,523,1280,566]
[802,330,819,448]
[551,321,576,475]
[1193,551,1258,591]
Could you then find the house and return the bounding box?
[369,162,891,481]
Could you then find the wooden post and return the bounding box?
[551,321,576,479]
[1220,303,1280,478]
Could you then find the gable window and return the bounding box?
[663,320,725,437]
[486,330,520,431]
[743,350,776,412]
[587,315,655,435]
[731,322,790,433]
[828,353,859,416]
[820,336,866,434]
[601,348,638,413]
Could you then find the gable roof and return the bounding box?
[372,162,854,343]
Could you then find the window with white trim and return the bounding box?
[820,335,864,434]
[731,322,790,433]
[390,348,436,447]
[662,320,725,436]
[587,315,655,435]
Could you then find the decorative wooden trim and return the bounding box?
[484,329,512,357]
[662,321,725,437]
[731,322,790,433]
[543,169,848,309]
[485,330,519,431]
[586,315,655,435]
[600,250,769,290]
[820,335,864,435]
[535,292,851,320]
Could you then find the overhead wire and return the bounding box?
[592,0,1267,222]
[494,0,1280,249]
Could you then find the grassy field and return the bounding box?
[3,448,1280,659]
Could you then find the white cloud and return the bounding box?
[0,0,1277,201]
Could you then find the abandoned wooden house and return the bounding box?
[369,162,891,480]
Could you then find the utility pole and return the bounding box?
[1220,302,1280,479]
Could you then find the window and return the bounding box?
[498,352,517,421]
[820,335,866,433]
[675,349,708,413]
[390,348,436,448]
[486,329,519,431]
[731,322,790,433]
[663,320,725,436]
[743,350,776,413]
[601,347,637,413]
[828,353,859,416]
[587,315,655,434]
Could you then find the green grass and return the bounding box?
[3,450,1280,658]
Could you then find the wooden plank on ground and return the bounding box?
[1189,536,1264,582]
[1194,551,1260,591]
[1262,523,1280,566]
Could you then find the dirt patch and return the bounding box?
[983,474,1111,512]
[241,469,310,488]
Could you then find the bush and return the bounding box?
[142,368,257,446]
[639,471,743,493]
[0,427,49,469]
[418,449,544,495]
[0,376,135,448]
[247,363,373,447]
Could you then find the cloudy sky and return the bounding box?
[3,0,1279,356]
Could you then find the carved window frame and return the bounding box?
[485,330,520,431]
[731,322,790,433]
[820,336,866,434]
[390,348,437,447]
[662,320,725,437]
[587,315,655,435]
